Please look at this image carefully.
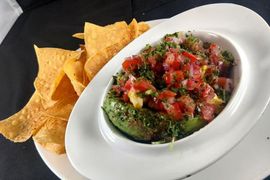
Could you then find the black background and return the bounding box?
[0,0,270,179]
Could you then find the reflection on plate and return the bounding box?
[37,4,270,180]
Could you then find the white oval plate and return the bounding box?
[65,3,270,180]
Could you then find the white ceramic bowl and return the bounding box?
[99,30,242,153]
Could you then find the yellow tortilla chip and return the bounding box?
[0,93,46,142]
[33,45,81,102]
[51,74,77,101]
[77,46,90,85]
[84,43,121,81]
[129,18,140,39]
[84,21,131,57]
[43,94,78,121]
[72,33,84,39]
[129,19,150,39]
[138,21,150,35]
[0,20,151,155]
[33,117,67,154]
[63,51,88,96]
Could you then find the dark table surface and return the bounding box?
[0,0,270,179]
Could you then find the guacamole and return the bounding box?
[103,32,235,143]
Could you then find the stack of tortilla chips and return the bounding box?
[0,19,149,154]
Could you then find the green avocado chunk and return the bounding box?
[102,91,207,143]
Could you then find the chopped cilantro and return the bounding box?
[164,32,179,38]
[221,50,234,63]
[138,63,155,82]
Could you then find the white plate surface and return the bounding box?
[36,4,270,180]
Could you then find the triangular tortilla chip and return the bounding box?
[84,21,131,57]
[84,43,121,81]
[138,21,150,36]
[33,117,67,154]
[129,19,150,39]
[43,94,78,121]
[72,33,84,40]
[33,45,81,102]
[129,18,140,39]
[0,93,46,142]
[63,50,88,96]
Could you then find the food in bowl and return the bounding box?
[103,32,235,144]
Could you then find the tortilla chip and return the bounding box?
[33,117,67,154]
[43,94,78,121]
[129,19,140,39]
[33,45,81,102]
[84,43,121,81]
[51,74,77,101]
[138,21,150,36]
[129,19,150,39]
[84,21,131,57]
[77,46,90,85]
[0,20,150,155]
[72,33,84,40]
[0,93,46,142]
[63,51,88,96]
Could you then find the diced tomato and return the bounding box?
[164,36,173,42]
[164,72,173,85]
[174,70,184,82]
[112,85,122,95]
[200,103,216,122]
[209,54,220,65]
[216,77,233,91]
[186,78,202,90]
[171,59,181,70]
[182,51,198,63]
[122,92,129,102]
[164,37,181,44]
[178,95,195,116]
[189,64,201,79]
[163,52,181,71]
[148,56,157,68]
[209,44,221,65]
[164,70,184,87]
[133,79,155,92]
[123,79,133,91]
[199,58,208,65]
[169,48,179,53]
[200,84,215,101]
[182,64,190,78]
[164,102,183,120]
[204,65,216,76]
[148,99,164,111]
[158,90,176,100]
[122,56,142,73]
